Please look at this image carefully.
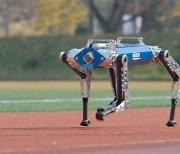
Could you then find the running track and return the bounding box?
[0,107,180,154]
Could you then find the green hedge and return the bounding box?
[0,33,179,80]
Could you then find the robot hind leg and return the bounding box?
[158,51,180,126]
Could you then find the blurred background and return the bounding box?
[0,0,179,80]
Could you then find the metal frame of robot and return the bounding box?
[60,37,180,127]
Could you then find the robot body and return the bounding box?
[60,37,180,127]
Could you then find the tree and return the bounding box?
[88,0,127,33]
[0,0,38,37]
[87,0,179,34]
[35,0,88,34]
[172,1,180,33]
[139,0,161,32]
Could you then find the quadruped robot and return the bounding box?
[60,37,180,127]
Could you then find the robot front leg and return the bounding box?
[96,55,129,120]
[80,75,91,126]
[60,52,91,126]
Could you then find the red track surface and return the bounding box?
[0,107,180,154]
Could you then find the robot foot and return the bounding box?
[96,111,105,120]
[96,100,117,120]
[166,120,176,127]
[80,119,91,126]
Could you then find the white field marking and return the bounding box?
[58,138,180,150]
[0,138,180,153]
[0,96,170,104]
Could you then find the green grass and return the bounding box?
[0,88,173,112]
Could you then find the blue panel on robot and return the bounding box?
[117,45,153,64]
[75,47,105,70]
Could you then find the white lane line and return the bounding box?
[0,96,170,104]
[0,138,180,153]
[56,138,180,150]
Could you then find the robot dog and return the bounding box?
[60,37,180,127]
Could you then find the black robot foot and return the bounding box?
[166,120,176,127]
[96,111,105,120]
[80,119,90,126]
